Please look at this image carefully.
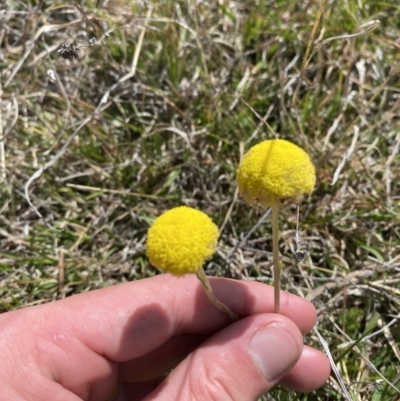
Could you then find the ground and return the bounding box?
[1,1,400,400]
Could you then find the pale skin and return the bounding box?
[0,275,330,401]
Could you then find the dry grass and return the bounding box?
[1,0,400,400]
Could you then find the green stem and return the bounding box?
[272,203,281,314]
[196,267,238,322]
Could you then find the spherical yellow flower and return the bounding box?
[237,139,316,207]
[146,206,219,276]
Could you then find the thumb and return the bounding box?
[147,315,303,401]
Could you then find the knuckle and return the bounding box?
[189,359,235,401]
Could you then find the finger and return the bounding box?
[119,333,329,394]
[119,338,331,390]
[118,338,330,400]
[30,274,316,362]
[118,347,330,401]
[126,314,304,401]
[279,345,331,391]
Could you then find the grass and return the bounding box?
[1,0,400,399]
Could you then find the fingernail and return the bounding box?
[249,322,302,382]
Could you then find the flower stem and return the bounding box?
[196,267,238,322]
[272,203,281,314]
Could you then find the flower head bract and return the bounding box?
[237,139,316,207]
[146,206,219,276]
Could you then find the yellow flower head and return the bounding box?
[146,206,219,276]
[237,139,316,207]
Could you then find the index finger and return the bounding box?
[31,274,316,362]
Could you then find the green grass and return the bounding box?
[1,0,400,400]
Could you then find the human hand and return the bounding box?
[0,274,330,401]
